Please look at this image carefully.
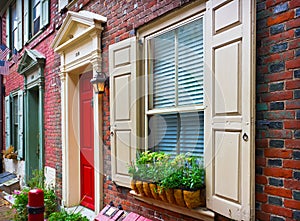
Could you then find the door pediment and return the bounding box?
[52,10,107,52]
[17,49,45,76]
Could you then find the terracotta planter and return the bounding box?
[174,189,186,207]
[149,183,160,200]
[157,185,168,202]
[143,181,152,198]
[183,189,206,209]
[165,188,176,204]
[130,179,139,194]
[135,180,145,196]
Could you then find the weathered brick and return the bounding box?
[295,130,300,138]
[284,120,300,129]
[270,102,284,110]
[283,160,300,169]
[268,159,283,167]
[293,151,300,160]
[286,139,300,148]
[265,71,293,82]
[297,110,300,119]
[296,28,300,38]
[294,171,300,180]
[296,8,300,17]
[264,111,295,120]
[284,179,300,190]
[270,215,285,221]
[270,139,284,148]
[270,23,285,35]
[269,82,284,91]
[257,103,268,111]
[273,2,288,14]
[264,167,293,178]
[295,90,300,99]
[286,58,300,69]
[261,204,293,218]
[256,166,263,174]
[293,210,300,220]
[286,17,300,30]
[265,149,291,161]
[267,11,295,26]
[269,121,283,129]
[256,184,264,193]
[261,91,293,102]
[286,100,300,109]
[293,190,300,200]
[270,42,288,53]
[269,177,284,187]
[257,2,266,12]
[269,61,285,73]
[284,199,300,210]
[290,0,300,9]
[268,196,283,206]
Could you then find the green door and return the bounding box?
[25,86,40,181]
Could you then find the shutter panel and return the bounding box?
[15,0,22,50]
[59,0,68,11]
[5,96,11,149]
[109,37,137,187]
[24,0,29,43]
[204,0,255,220]
[6,9,10,53]
[41,0,49,27]
[17,91,24,159]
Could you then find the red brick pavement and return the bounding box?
[0,192,14,221]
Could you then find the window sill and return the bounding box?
[130,190,215,221]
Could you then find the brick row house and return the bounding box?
[0,0,299,220]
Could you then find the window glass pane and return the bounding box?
[178,19,204,106]
[148,111,204,158]
[151,31,176,108]
[179,111,204,157]
[149,114,178,157]
[13,96,18,148]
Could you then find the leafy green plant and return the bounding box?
[12,169,58,220]
[128,151,205,190]
[12,189,29,221]
[48,209,89,221]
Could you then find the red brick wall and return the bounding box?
[256,0,300,220]
[3,0,62,198]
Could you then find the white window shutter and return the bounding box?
[17,91,24,159]
[24,0,29,43]
[204,0,255,220]
[59,0,68,11]
[41,0,49,27]
[109,37,137,188]
[15,0,23,50]
[5,96,11,149]
[6,9,10,51]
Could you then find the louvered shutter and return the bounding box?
[5,96,11,149]
[41,0,49,27]
[17,91,24,159]
[6,10,10,54]
[24,0,29,43]
[15,0,22,50]
[109,37,137,187]
[204,0,255,220]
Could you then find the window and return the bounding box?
[6,1,22,52]
[24,0,49,42]
[5,91,24,159]
[32,0,41,35]
[146,18,204,158]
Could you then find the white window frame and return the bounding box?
[144,14,205,157]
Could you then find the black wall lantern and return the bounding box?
[90,72,108,94]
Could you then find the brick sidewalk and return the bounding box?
[0,192,14,221]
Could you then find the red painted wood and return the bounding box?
[80,71,95,210]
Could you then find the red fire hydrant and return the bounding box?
[27,189,44,221]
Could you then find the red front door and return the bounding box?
[80,72,95,210]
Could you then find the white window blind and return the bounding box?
[147,18,204,157]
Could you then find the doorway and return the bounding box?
[79,72,95,210]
